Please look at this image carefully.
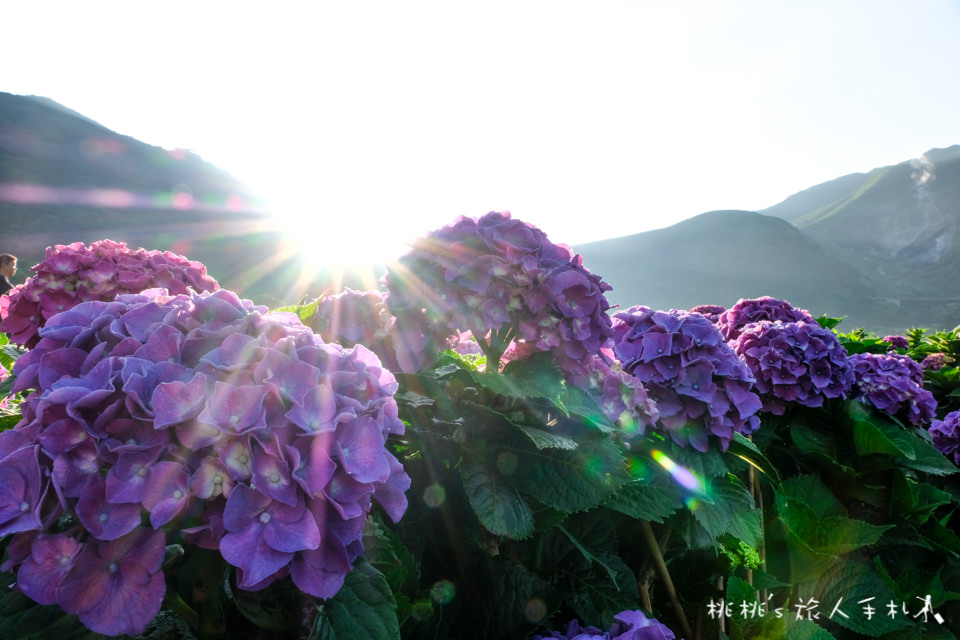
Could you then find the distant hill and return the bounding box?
[576,210,882,328]
[4,91,960,333]
[575,147,960,334]
[761,145,960,330]
[0,91,336,306]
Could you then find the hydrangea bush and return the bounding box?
[0,288,409,635]
[0,240,219,349]
[1,219,959,640]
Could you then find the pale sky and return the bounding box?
[3,1,960,263]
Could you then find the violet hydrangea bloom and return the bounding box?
[883,335,910,350]
[1,286,410,635]
[731,320,854,415]
[921,353,948,371]
[690,304,725,324]
[0,239,218,348]
[716,296,815,342]
[848,352,936,425]
[558,351,659,435]
[384,211,614,370]
[612,306,762,451]
[930,411,960,465]
[531,609,676,640]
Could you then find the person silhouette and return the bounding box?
[0,254,17,296]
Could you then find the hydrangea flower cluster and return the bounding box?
[731,320,854,415]
[384,212,614,368]
[848,352,936,425]
[689,304,725,324]
[531,609,676,640]
[716,296,814,341]
[921,353,948,371]
[612,306,762,451]
[558,351,660,434]
[883,335,910,350]
[930,411,960,466]
[0,239,218,349]
[0,288,409,636]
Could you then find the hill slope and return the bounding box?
[0,92,328,306]
[576,210,881,327]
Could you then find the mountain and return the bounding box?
[0,91,334,306]
[576,210,881,327]
[761,145,960,330]
[576,147,960,334]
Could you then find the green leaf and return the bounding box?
[688,473,762,546]
[311,559,400,640]
[853,419,915,459]
[566,552,639,629]
[476,559,555,640]
[513,436,629,513]
[462,463,535,539]
[728,432,782,486]
[272,295,322,324]
[0,570,100,640]
[513,424,579,451]
[603,476,685,523]
[500,351,566,402]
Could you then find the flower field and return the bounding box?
[0,214,958,640]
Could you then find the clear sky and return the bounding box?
[4,1,960,263]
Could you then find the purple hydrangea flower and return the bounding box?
[385,211,614,370]
[716,296,814,342]
[2,285,411,634]
[883,335,910,350]
[921,353,948,371]
[612,307,762,451]
[731,320,854,415]
[557,351,659,435]
[0,239,218,348]
[848,352,936,425]
[930,411,960,465]
[690,304,725,324]
[531,609,676,640]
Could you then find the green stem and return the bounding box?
[641,520,694,640]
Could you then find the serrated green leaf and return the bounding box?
[566,552,639,630]
[807,556,911,637]
[462,464,535,539]
[514,424,579,451]
[478,559,555,640]
[778,474,846,520]
[603,476,685,523]
[500,351,565,402]
[513,436,629,514]
[310,559,400,640]
[688,474,762,546]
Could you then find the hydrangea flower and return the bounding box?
[384,212,614,370]
[731,320,854,415]
[0,287,409,635]
[612,306,761,451]
[531,609,676,640]
[690,304,725,324]
[716,296,814,341]
[921,353,948,371]
[0,239,218,348]
[848,352,936,425]
[558,351,659,435]
[930,411,960,465]
[883,335,910,350]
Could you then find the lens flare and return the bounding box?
[650,449,706,495]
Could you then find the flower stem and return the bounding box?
[640,520,694,640]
